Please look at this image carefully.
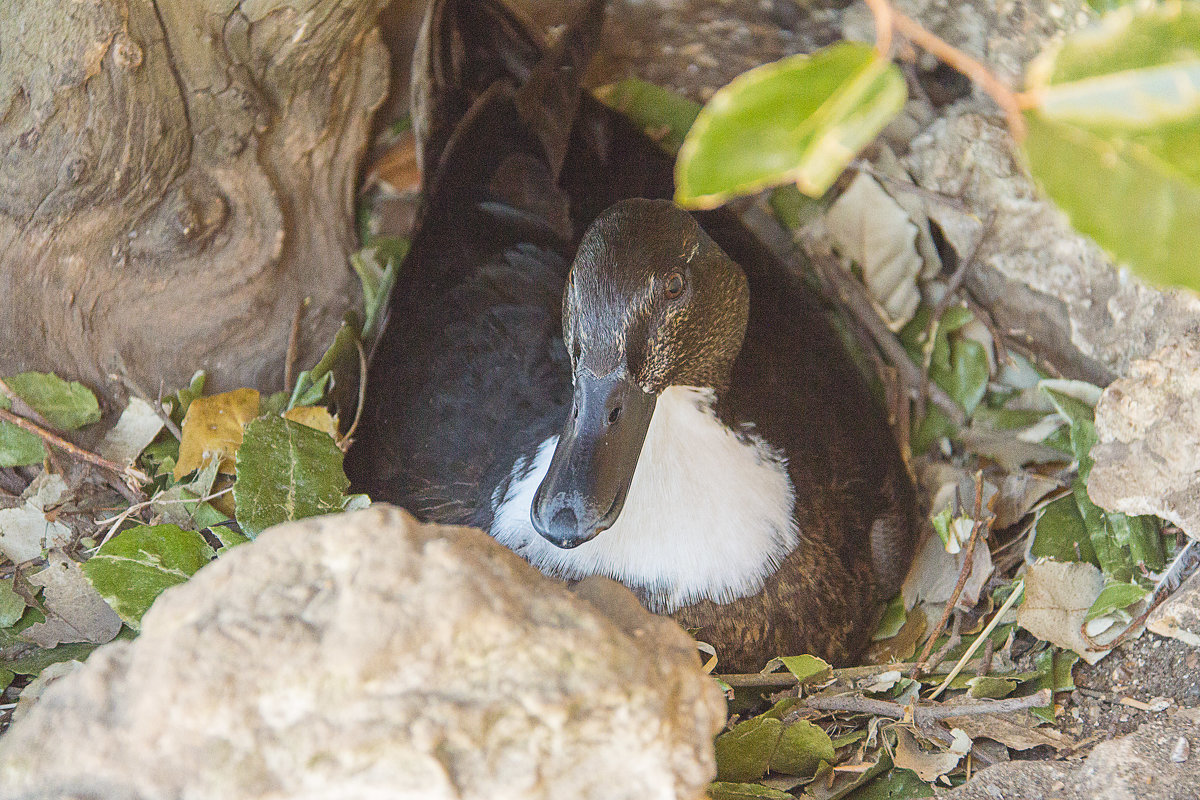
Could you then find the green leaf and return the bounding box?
[81,524,215,629]
[169,371,207,426]
[5,372,101,430]
[709,783,796,800]
[1031,647,1078,723]
[778,654,834,684]
[1022,4,1200,292]
[1,642,97,675]
[351,244,405,349]
[676,42,906,206]
[1086,580,1149,621]
[770,720,836,776]
[872,594,906,641]
[0,410,45,467]
[0,668,12,692]
[1031,495,1100,566]
[715,716,784,783]
[942,337,989,416]
[0,577,27,628]
[966,675,1017,699]
[211,525,251,553]
[843,768,934,800]
[233,416,351,537]
[594,77,702,155]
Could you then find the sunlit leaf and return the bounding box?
[5,372,101,430]
[1086,580,1148,621]
[709,783,795,800]
[174,388,261,480]
[232,416,350,537]
[81,524,215,629]
[1023,4,1200,292]
[593,77,701,155]
[676,42,905,207]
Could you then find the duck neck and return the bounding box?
[491,385,800,612]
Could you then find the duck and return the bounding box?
[346,0,916,671]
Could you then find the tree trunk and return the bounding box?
[0,0,390,405]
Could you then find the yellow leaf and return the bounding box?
[282,406,339,439]
[174,389,260,480]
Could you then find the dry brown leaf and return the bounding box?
[0,473,73,563]
[902,529,993,612]
[367,129,421,195]
[98,397,165,465]
[1017,559,1108,664]
[941,711,1072,751]
[824,173,925,331]
[283,406,339,439]
[22,550,122,648]
[892,727,962,782]
[990,472,1063,529]
[174,389,260,480]
[865,605,927,663]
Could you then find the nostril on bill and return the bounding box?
[550,506,578,540]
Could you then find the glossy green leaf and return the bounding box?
[770,720,836,776]
[168,371,207,426]
[1023,4,1200,292]
[594,77,702,155]
[1086,580,1148,621]
[81,524,215,629]
[676,42,906,207]
[5,372,101,430]
[233,416,350,537]
[715,716,784,783]
[710,783,795,800]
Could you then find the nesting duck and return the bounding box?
[347,0,916,670]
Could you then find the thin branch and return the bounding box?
[337,337,369,452]
[863,0,893,57]
[912,471,990,677]
[284,297,311,392]
[810,249,966,425]
[115,373,183,441]
[885,4,1028,139]
[0,406,148,488]
[930,579,1024,700]
[0,377,56,431]
[804,687,1050,721]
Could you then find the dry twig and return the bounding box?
[911,471,990,677]
[0,407,148,489]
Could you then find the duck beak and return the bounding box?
[531,368,656,548]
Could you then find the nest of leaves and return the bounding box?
[0,70,1196,800]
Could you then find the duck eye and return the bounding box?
[664,271,684,299]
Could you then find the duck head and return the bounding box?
[531,198,750,548]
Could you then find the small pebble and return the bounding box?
[1171,736,1190,763]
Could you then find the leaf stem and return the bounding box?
[864,0,1028,139]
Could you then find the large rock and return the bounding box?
[0,506,725,800]
[941,708,1200,800]
[1089,340,1200,539]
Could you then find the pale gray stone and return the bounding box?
[941,708,1200,800]
[0,506,725,800]
[1149,572,1200,649]
[1090,340,1200,539]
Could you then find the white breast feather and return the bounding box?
[490,386,798,612]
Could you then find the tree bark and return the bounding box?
[0,0,390,404]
